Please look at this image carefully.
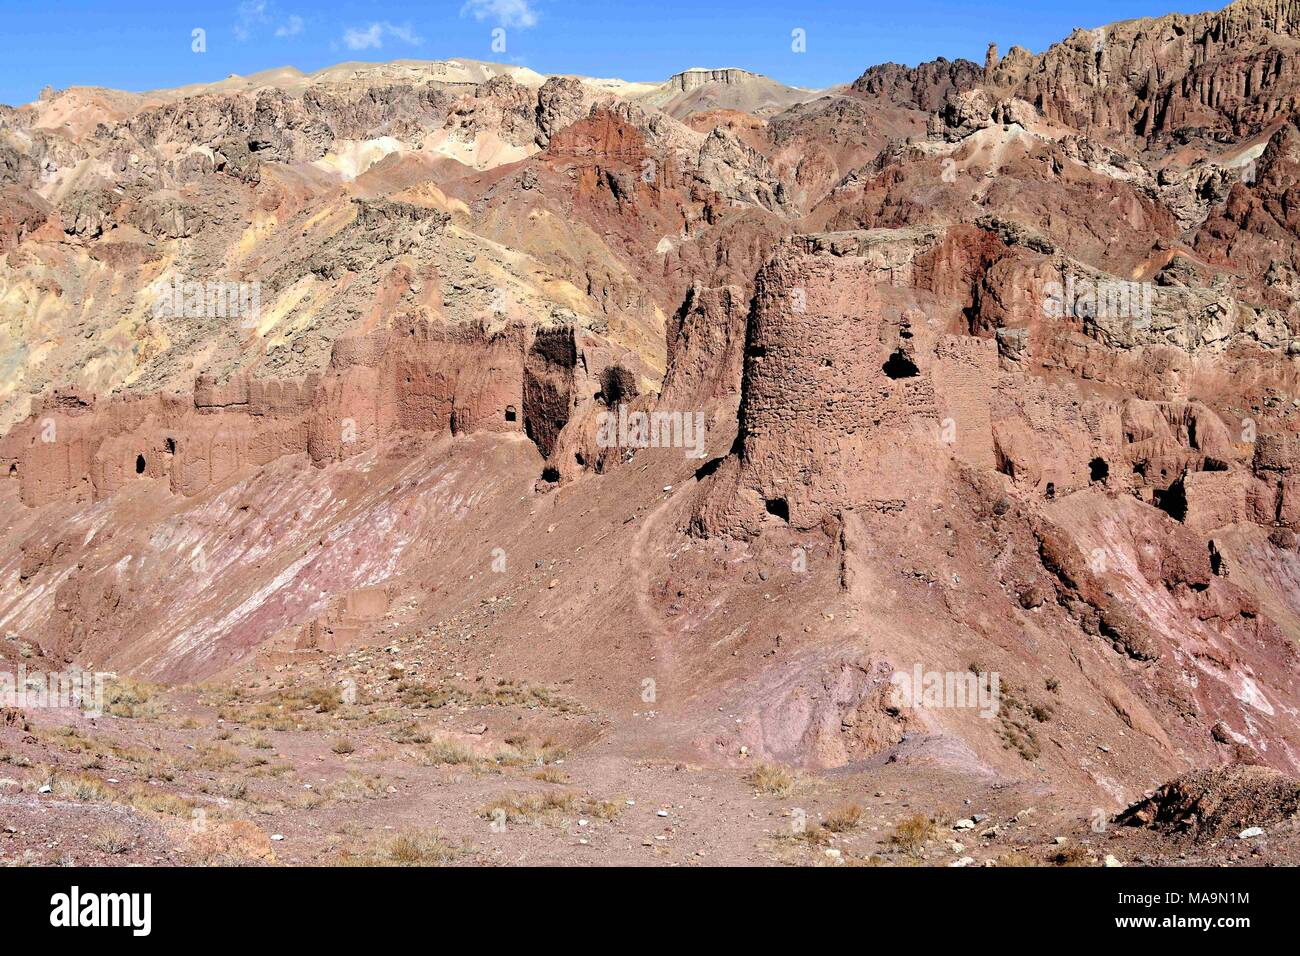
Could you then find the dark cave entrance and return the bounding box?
[1154,477,1188,522]
[882,350,919,379]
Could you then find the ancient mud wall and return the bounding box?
[0,317,540,507]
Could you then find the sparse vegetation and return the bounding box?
[889,815,939,857]
[307,686,341,714]
[823,803,864,833]
[480,790,621,826]
[102,677,161,719]
[89,824,133,855]
[387,722,431,744]
[54,774,111,802]
[745,763,797,796]
[998,686,1044,760]
[334,829,461,867]
[422,738,479,766]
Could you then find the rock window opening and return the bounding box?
[882,350,918,379]
[765,497,790,522]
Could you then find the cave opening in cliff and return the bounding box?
[1045,482,1056,499]
[1090,457,1109,482]
[1154,477,1188,522]
[882,349,919,379]
[504,405,517,423]
[135,454,146,475]
[541,466,560,483]
[765,497,790,522]
[7,463,16,477]
[165,437,176,454]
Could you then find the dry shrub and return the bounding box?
[334,829,460,867]
[745,764,797,796]
[89,824,133,855]
[823,803,864,833]
[889,815,939,856]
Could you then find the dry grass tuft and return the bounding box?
[421,738,480,767]
[889,815,939,857]
[745,763,797,796]
[823,803,864,833]
[102,677,161,719]
[54,774,112,802]
[334,829,460,867]
[480,790,623,827]
[89,823,133,855]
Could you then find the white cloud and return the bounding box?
[235,2,304,41]
[274,14,304,38]
[342,21,423,51]
[461,0,539,29]
[233,1,269,41]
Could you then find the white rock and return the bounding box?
[948,856,976,867]
[1238,826,1265,839]
[953,819,975,830]
[271,834,285,841]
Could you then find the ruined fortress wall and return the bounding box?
[698,231,947,536]
[932,335,998,471]
[2,320,534,507]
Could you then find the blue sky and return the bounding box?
[0,1,1225,106]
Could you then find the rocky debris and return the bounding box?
[1117,766,1300,840]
